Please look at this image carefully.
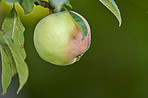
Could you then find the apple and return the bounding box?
[34,11,91,65]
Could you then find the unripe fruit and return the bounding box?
[34,11,91,65]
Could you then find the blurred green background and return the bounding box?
[0,0,148,98]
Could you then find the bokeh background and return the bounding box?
[0,0,148,98]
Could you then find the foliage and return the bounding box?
[0,8,28,95]
[0,0,122,95]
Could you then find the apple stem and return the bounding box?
[34,1,54,14]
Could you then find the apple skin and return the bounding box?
[34,11,91,65]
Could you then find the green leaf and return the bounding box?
[65,8,88,40]
[0,43,17,96]
[11,10,26,59]
[1,8,26,59]
[99,0,122,26]
[1,34,29,94]
[49,0,72,12]
[6,0,36,14]
[0,8,18,78]
[0,31,4,44]
[19,0,35,15]
[0,8,28,94]
[1,8,18,37]
[2,44,17,76]
[0,44,13,96]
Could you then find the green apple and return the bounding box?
[34,11,91,66]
